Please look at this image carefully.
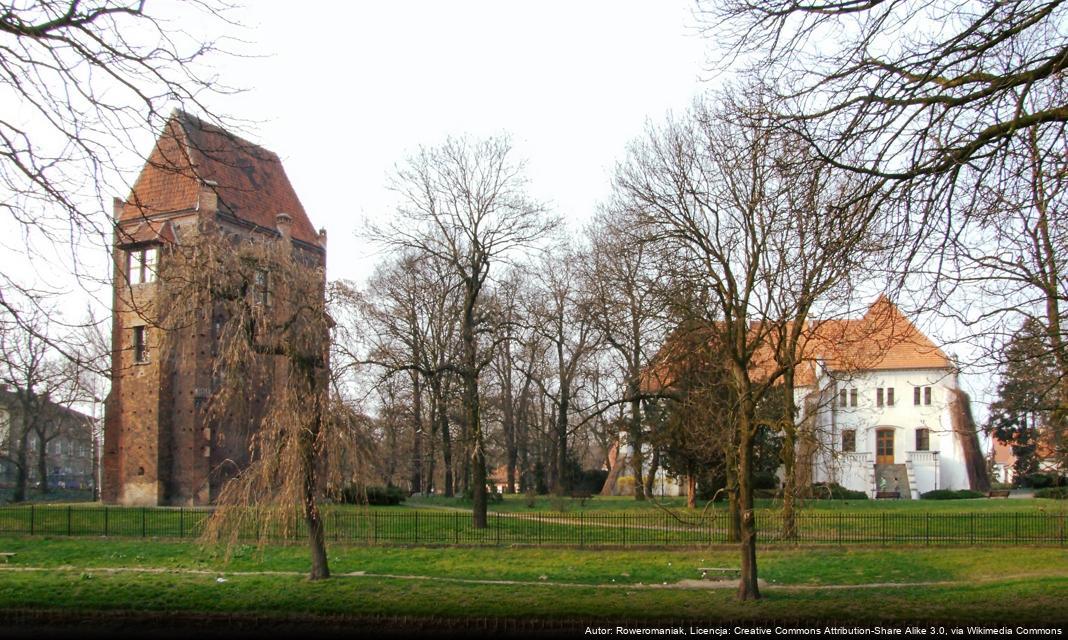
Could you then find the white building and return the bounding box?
[796,297,988,498]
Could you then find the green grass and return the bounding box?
[407,493,1068,514]
[0,536,1064,623]
[2,501,1065,546]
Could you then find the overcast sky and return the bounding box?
[196,0,709,283]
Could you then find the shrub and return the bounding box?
[572,468,609,494]
[753,471,779,490]
[809,482,867,500]
[338,484,406,506]
[920,489,984,500]
[1023,473,1057,489]
[1035,487,1068,500]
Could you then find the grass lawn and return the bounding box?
[0,536,1064,625]
[406,493,1068,514]
[2,499,1065,546]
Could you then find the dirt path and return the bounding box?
[0,564,986,591]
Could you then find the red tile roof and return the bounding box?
[119,111,321,247]
[643,296,953,393]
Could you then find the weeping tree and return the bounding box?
[159,223,361,580]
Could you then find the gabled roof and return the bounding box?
[810,295,952,374]
[642,296,953,393]
[118,111,321,247]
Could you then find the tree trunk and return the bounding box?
[553,381,570,494]
[644,445,659,498]
[410,372,423,495]
[687,474,697,509]
[629,395,645,500]
[301,373,329,581]
[734,378,761,601]
[432,378,454,497]
[725,448,740,543]
[462,287,487,528]
[13,430,29,503]
[780,367,798,540]
[36,437,49,494]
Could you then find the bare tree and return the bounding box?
[704,0,1068,480]
[372,135,555,528]
[614,91,881,600]
[583,207,669,499]
[0,306,84,501]
[159,225,344,581]
[0,1,239,341]
[523,242,601,493]
[704,1,1068,188]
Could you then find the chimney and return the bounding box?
[276,213,293,241]
[112,197,124,219]
[198,180,218,214]
[318,227,327,249]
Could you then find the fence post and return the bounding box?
[623,512,627,547]
[67,506,72,536]
[837,513,842,546]
[333,511,339,542]
[970,513,975,545]
[104,506,108,537]
[179,508,184,539]
[496,512,500,546]
[414,511,418,544]
[580,511,584,548]
[925,513,929,546]
[142,507,146,538]
[373,511,378,545]
[29,505,34,536]
[453,511,458,544]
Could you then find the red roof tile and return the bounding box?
[643,297,953,393]
[119,111,321,247]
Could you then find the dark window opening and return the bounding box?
[842,430,856,453]
[916,428,930,451]
[132,326,148,363]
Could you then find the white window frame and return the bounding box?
[127,246,158,285]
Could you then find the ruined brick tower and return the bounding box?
[102,111,326,506]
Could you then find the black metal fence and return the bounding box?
[0,505,1065,546]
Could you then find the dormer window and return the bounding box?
[127,246,158,284]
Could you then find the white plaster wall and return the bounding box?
[800,366,973,495]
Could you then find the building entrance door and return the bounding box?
[876,428,895,464]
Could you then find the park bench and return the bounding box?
[875,491,900,499]
[697,567,741,580]
[987,489,1011,498]
[0,553,15,563]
